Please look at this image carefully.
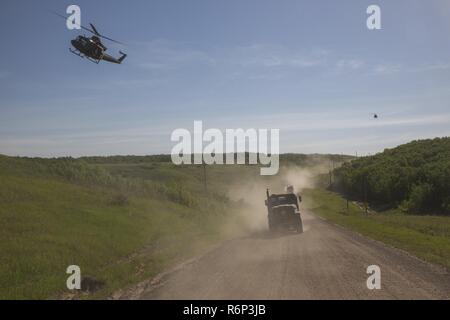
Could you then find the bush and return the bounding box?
[404,183,433,214]
[442,197,450,213]
[158,183,198,208]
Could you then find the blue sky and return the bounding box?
[1,0,449,157]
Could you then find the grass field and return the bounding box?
[303,188,450,269]
[0,156,256,299]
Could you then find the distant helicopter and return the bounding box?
[54,12,127,64]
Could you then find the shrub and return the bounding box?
[405,183,433,214]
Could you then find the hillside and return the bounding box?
[333,137,450,214]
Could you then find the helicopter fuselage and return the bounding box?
[70,35,126,64]
[71,36,104,60]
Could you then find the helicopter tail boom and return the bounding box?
[101,51,127,64]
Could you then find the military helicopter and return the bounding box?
[54,12,127,64]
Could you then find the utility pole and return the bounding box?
[203,162,208,193]
[329,158,335,187]
[329,170,332,188]
[362,175,368,214]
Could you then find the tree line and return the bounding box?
[332,137,450,215]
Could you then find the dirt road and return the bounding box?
[129,211,449,299]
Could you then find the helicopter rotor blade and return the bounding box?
[96,34,123,45]
[51,11,124,45]
[89,23,123,45]
[52,11,97,35]
[90,23,100,36]
[87,23,123,45]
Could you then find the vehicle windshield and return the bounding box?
[268,194,298,207]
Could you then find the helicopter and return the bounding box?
[69,25,127,64]
[54,12,127,64]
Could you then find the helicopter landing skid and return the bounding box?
[69,48,100,64]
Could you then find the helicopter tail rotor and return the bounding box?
[118,51,127,63]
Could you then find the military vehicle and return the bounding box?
[265,189,303,233]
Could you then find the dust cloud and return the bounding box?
[223,163,330,235]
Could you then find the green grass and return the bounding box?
[0,157,244,299]
[303,188,450,269]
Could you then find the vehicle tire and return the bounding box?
[297,218,304,233]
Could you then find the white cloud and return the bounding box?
[370,62,450,76]
[135,41,330,73]
[196,109,450,133]
[411,63,450,72]
[232,44,327,69]
[371,63,402,75]
[135,39,215,70]
[133,39,450,83]
[336,59,364,70]
[272,112,450,132]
